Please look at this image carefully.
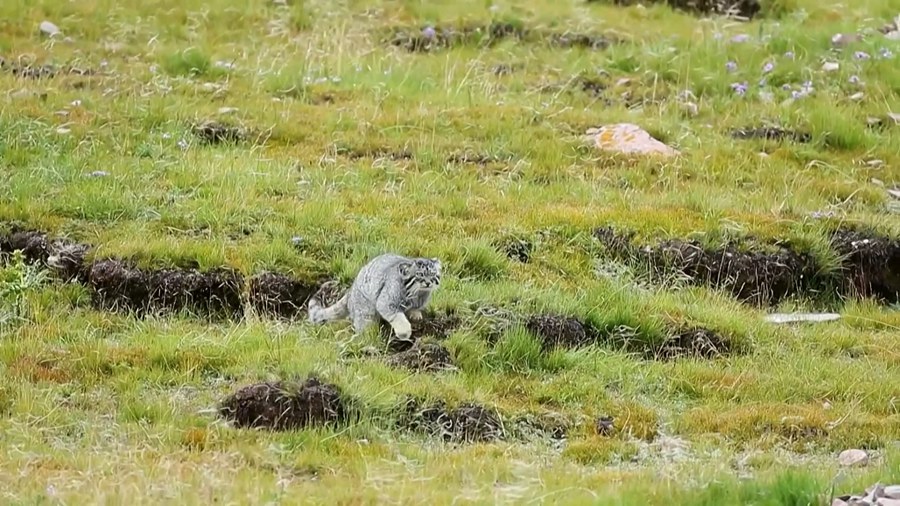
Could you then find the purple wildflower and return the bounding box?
[849,75,861,84]
[854,51,871,60]
[422,26,436,39]
[781,84,791,91]
[758,78,768,87]
[762,62,775,73]
[731,34,750,43]
[177,138,189,150]
[784,51,795,59]
[725,61,738,72]
[879,47,894,59]
[731,81,748,95]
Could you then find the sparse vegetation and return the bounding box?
[2,0,900,503]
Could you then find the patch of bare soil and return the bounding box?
[525,313,594,349]
[248,272,320,320]
[87,259,244,318]
[398,397,504,443]
[653,327,732,360]
[831,228,900,302]
[192,120,248,144]
[594,226,819,306]
[338,145,413,161]
[385,341,454,372]
[599,0,761,19]
[387,22,615,53]
[218,376,346,431]
[730,126,811,143]
[0,228,92,282]
[0,56,96,79]
[378,309,462,350]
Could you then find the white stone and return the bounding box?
[850,92,865,101]
[586,123,679,158]
[217,107,239,115]
[39,20,60,36]
[823,61,841,72]
[764,313,841,324]
[884,486,900,499]
[839,449,869,467]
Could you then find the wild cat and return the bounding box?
[308,254,442,341]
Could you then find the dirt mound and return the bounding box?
[601,0,761,19]
[386,341,454,372]
[549,32,614,49]
[88,259,244,318]
[248,272,319,319]
[378,309,461,350]
[1,228,92,282]
[192,120,248,144]
[400,397,504,443]
[387,22,614,53]
[387,22,527,52]
[654,327,732,360]
[218,377,346,431]
[832,228,900,302]
[447,152,508,166]
[594,227,817,306]
[1,229,53,263]
[340,145,413,161]
[525,314,594,349]
[0,57,96,79]
[731,126,811,143]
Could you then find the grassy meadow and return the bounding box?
[1,0,900,503]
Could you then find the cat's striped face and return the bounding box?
[402,258,442,291]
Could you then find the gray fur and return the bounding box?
[307,253,442,340]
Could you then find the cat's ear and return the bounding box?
[431,258,442,272]
[399,262,413,277]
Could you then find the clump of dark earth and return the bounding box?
[730,126,811,143]
[218,376,346,431]
[387,22,613,53]
[385,341,454,372]
[1,229,53,263]
[0,57,95,79]
[1,228,92,282]
[387,23,512,53]
[599,0,761,19]
[549,32,614,50]
[594,227,818,306]
[654,327,731,360]
[340,145,413,161]
[378,309,461,349]
[491,63,519,76]
[831,228,900,302]
[248,272,320,320]
[88,259,244,318]
[496,238,532,263]
[511,412,569,440]
[596,415,615,436]
[192,120,247,144]
[399,397,504,443]
[525,313,596,349]
[447,151,508,165]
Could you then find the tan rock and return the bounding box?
[586,123,679,158]
[839,449,869,467]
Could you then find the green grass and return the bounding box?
[2,0,900,503]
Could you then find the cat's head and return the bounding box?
[400,258,442,290]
